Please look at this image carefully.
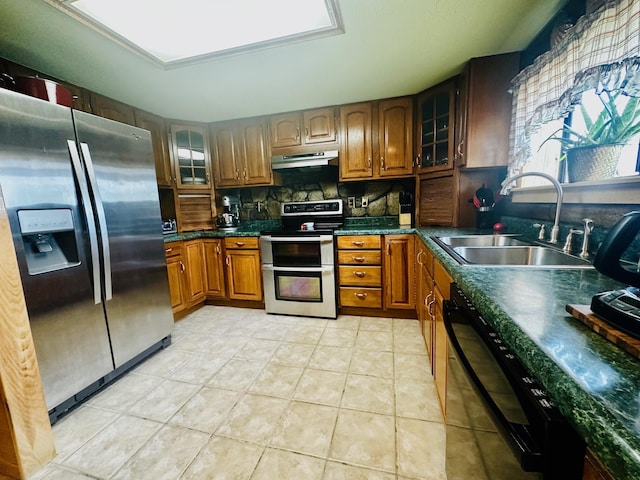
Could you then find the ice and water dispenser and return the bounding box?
[17,209,80,275]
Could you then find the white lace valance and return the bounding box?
[509,0,640,176]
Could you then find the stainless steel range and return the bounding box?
[260,199,344,319]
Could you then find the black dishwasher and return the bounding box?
[444,284,585,480]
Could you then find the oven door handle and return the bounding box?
[262,265,334,273]
[263,236,334,243]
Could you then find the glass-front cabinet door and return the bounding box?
[416,80,456,173]
[170,123,211,189]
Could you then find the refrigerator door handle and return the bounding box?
[67,139,102,305]
[80,142,112,301]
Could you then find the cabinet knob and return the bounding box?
[355,292,368,299]
[236,241,246,247]
[351,241,364,247]
[353,256,365,263]
[354,271,366,278]
[165,248,173,253]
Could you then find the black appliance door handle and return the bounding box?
[443,300,542,470]
[594,211,640,287]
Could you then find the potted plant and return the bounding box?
[541,90,640,182]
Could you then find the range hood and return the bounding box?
[271,150,339,170]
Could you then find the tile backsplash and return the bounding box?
[222,168,415,221]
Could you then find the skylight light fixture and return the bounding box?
[45,0,343,67]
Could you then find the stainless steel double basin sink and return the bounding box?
[432,235,593,268]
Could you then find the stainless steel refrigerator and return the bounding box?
[0,88,174,422]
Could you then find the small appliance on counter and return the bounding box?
[162,219,177,235]
[216,195,240,231]
[399,192,413,227]
[472,184,495,230]
[590,211,640,339]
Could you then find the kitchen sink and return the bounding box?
[434,234,528,248]
[431,235,593,268]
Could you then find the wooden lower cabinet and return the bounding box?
[337,235,383,309]
[383,234,415,309]
[224,237,263,302]
[165,242,187,315]
[416,239,434,369]
[203,239,226,299]
[183,239,206,306]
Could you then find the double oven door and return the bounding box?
[260,234,337,319]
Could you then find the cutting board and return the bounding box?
[566,304,640,360]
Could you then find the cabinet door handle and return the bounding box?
[386,244,391,255]
[305,127,309,139]
[354,271,366,278]
[235,241,246,247]
[180,261,185,273]
[206,172,211,183]
[226,255,230,266]
[425,293,432,308]
[457,140,464,157]
[243,168,248,180]
[367,158,372,169]
[416,154,421,168]
[380,156,385,170]
[353,256,366,263]
[296,127,300,140]
[351,241,365,247]
[216,244,221,255]
[416,250,424,265]
[235,169,240,180]
[355,292,368,299]
[165,248,173,254]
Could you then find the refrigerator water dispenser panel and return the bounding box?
[18,208,80,275]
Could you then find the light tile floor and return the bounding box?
[31,306,446,480]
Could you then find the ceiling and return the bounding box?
[0,0,566,123]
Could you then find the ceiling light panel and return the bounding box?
[49,0,343,66]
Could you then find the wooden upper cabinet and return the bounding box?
[134,109,173,188]
[270,107,337,151]
[415,80,456,174]
[237,118,272,185]
[339,102,374,180]
[303,107,337,144]
[378,97,413,177]
[170,123,212,190]
[211,117,273,188]
[211,122,241,187]
[340,99,413,181]
[456,53,519,168]
[90,93,135,125]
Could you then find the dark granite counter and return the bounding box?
[414,226,639,480]
[162,220,639,477]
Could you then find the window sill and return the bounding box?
[510,175,640,204]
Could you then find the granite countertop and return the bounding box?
[163,220,639,477]
[414,226,639,480]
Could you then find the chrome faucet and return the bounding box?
[500,172,564,244]
[580,218,594,259]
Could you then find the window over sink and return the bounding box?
[509,0,640,199]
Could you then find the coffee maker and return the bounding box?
[216,195,240,230]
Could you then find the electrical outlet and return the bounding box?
[348,197,355,208]
[361,196,369,207]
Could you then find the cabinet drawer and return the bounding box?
[339,266,382,287]
[337,250,382,265]
[224,237,259,249]
[337,235,381,249]
[164,242,182,258]
[339,287,382,308]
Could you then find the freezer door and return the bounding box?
[73,111,174,368]
[0,89,114,410]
